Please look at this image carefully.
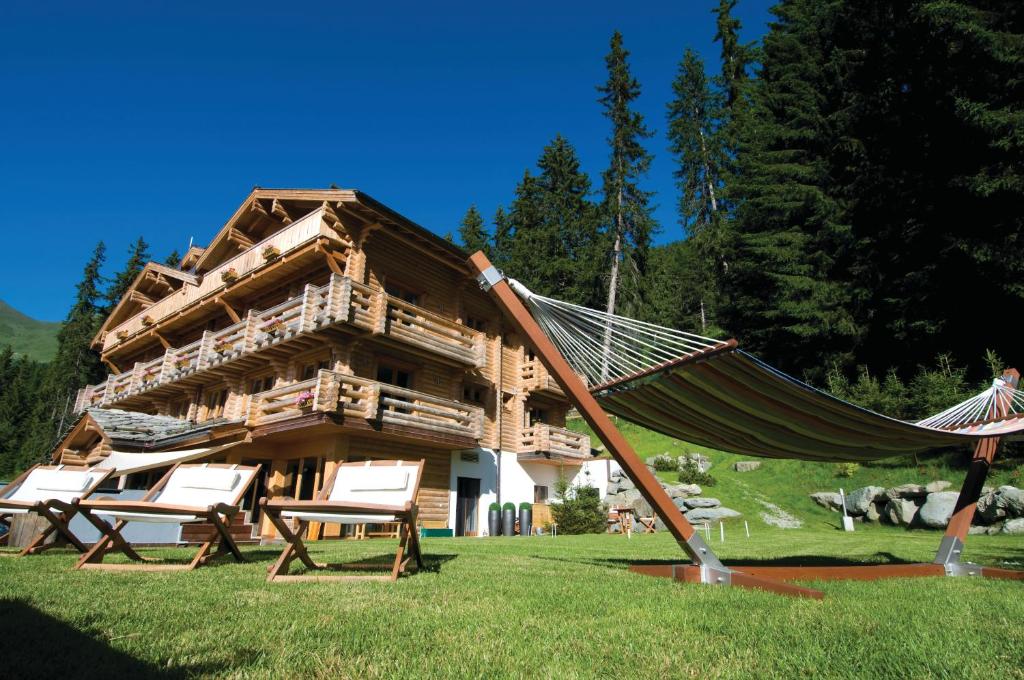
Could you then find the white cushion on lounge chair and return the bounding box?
[349,469,409,492]
[93,509,202,524]
[151,466,251,509]
[281,510,398,524]
[175,467,240,492]
[3,468,106,506]
[327,464,418,507]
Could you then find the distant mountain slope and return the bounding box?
[0,300,60,362]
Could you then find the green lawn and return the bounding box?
[2,526,1023,679]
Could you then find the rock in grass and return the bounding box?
[684,507,740,523]
[918,492,960,528]
[883,483,926,501]
[925,480,951,493]
[977,491,1003,522]
[968,524,995,535]
[620,489,642,505]
[672,497,688,511]
[884,498,918,526]
[1001,518,1024,535]
[997,486,1024,517]
[733,461,761,472]
[684,497,721,509]
[618,475,636,492]
[810,492,842,511]
[865,502,881,522]
[846,486,885,515]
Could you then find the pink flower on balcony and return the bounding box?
[174,356,192,371]
[142,369,158,383]
[221,267,239,283]
[213,340,234,354]
[295,390,315,408]
[261,318,286,335]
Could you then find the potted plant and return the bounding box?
[501,501,516,537]
[262,244,281,261]
[141,315,154,326]
[261,317,286,336]
[488,502,501,536]
[116,330,128,341]
[295,390,315,409]
[141,369,158,385]
[213,339,234,354]
[221,267,239,283]
[174,356,191,371]
[519,501,533,537]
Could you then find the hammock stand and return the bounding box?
[468,251,1024,598]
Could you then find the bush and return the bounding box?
[550,479,606,534]
[677,457,716,487]
[649,453,678,472]
[835,462,860,478]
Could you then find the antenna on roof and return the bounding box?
[188,236,194,250]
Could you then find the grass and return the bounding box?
[0,299,59,362]
[3,421,1023,678]
[2,528,1024,679]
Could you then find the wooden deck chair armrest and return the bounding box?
[78,500,211,515]
[0,499,35,511]
[261,499,411,514]
[42,498,80,513]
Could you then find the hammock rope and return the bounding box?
[508,279,1023,437]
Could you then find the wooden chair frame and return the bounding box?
[261,459,425,583]
[74,463,261,572]
[0,465,114,557]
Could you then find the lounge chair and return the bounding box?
[0,465,114,557]
[261,459,425,582]
[74,463,260,571]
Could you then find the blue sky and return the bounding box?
[0,0,772,322]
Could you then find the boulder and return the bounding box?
[810,492,842,512]
[672,497,688,511]
[918,491,960,529]
[618,475,636,492]
[997,486,1024,518]
[677,484,702,497]
[628,498,654,518]
[977,491,1004,523]
[883,498,918,526]
[883,483,926,501]
[620,489,643,505]
[925,480,952,493]
[1001,518,1024,535]
[865,502,881,522]
[685,507,741,523]
[968,524,997,535]
[846,486,885,515]
[684,497,721,509]
[733,461,761,472]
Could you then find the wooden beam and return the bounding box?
[323,251,343,275]
[217,298,241,324]
[152,330,171,350]
[228,227,254,251]
[102,358,121,373]
[271,198,293,225]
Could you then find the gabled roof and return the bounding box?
[94,262,199,343]
[56,408,243,455]
[193,187,469,275]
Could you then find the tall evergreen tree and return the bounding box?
[0,350,46,476]
[105,236,150,310]
[597,31,657,320]
[164,249,182,268]
[457,205,490,255]
[713,0,753,107]
[22,242,108,461]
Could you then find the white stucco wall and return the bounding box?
[448,450,622,535]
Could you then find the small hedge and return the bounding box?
[550,480,606,534]
[678,457,716,487]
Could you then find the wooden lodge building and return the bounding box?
[56,188,601,540]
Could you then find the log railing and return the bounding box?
[245,370,483,440]
[520,358,565,396]
[102,208,343,352]
[519,424,591,461]
[79,274,487,412]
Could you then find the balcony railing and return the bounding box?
[77,274,487,412]
[518,424,591,463]
[520,358,565,396]
[102,207,345,352]
[246,370,484,441]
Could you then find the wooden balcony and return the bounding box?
[76,273,487,413]
[520,358,565,397]
[517,424,591,465]
[101,207,345,353]
[246,370,484,444]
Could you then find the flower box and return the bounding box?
[262,245,281,261]
[142,371,158,384]
[213,340,235,354]
[113,385,127,395]
[116,330,128,340]
[174,357,192,371]
[141,315,155,326]
[295,390,315,409]
[221,268,239,283]
[261,318,286,336]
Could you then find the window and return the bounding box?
[466,316,487,332]
[463,386,486,405]
[169,397,191,420]
[301,359,331,381]
[249,375,275,394]
[528,407,548,426]
[385,283,420,306]
[377,364,412,389]
[204,387,228,420]
[534,485,548,504]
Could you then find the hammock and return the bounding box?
[509,280,1024,462]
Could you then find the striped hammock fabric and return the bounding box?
[510,280,1023,462]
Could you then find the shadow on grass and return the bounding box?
[0,599,236,678]
[291,552,457,576]
[529,552,919,570]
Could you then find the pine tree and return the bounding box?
[106,236,150,310]
[458,205,490,255]
[491,206,513,273]
[722,0,859,379]
[164,249,182,268]
[713,0,753,107]
[0,350,46,476]
[597,30,657,324]
[22,242,108,462]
